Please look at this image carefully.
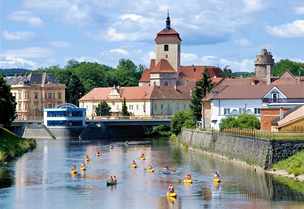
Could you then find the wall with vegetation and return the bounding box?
[180,129,304,169]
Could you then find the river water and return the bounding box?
[1,139,304,209]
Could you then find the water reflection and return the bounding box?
[0,139,303,209]
[0,167,13,188]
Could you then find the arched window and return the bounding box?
[164,45,169,51]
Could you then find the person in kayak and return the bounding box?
[214,171,220,179]
[168,184,174,193]
[184,174,192,181]
[113,176,117,184]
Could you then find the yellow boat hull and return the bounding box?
[139,157,145,160]
[70,170,78,176]
[131,164,137,168]
[166,192,177,198]
[213,178,221,183]
[183,179,192,184]
[145,168,154,173]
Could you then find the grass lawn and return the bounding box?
[0,127,36,162]
[273,151,304,176]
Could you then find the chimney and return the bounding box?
[150,59,156,69]
[266,65,271,85]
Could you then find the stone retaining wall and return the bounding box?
[180,129,304,169]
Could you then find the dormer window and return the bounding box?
[164,44,169,51]
[272,93,278,102]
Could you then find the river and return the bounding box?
[1,139,304,209]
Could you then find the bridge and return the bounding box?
[12,118,172,140]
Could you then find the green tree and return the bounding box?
[190,72,213,122]
[0,76,16,127]
[122,98,130,116]
[66,74,85,106]
[222,66,232,78]
[95,101,111,116]
[219,114,260,130]
[272,59,304,76]
[171,110,195,135]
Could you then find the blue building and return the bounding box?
[44,103,86,127]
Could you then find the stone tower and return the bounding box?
[154,13,181,71]
[255,49,275,84]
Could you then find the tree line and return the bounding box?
[38,59,144,105]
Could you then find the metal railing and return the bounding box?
[220,128,304,141]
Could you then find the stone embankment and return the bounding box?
[180,128,304,169]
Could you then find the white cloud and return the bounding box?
[24,0,92,25]
[109,48,128,55]
[235,38,252,47]
[2,30,35,41]
[294,5,304,15]
[267,20,304,38]
[49,41,70,48]
[8,11,43,27]
[243,0,265,12]
[2,47,53,59]
[0,55,37,69]
[181,52,199,63]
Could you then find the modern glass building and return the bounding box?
[44,103,86,127]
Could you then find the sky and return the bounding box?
[0,0,304,72]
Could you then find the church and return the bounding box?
[79,14,222,119]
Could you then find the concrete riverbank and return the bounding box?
[179,128,304,169]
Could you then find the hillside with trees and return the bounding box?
[272,59,304,76]
[37,59,144,105]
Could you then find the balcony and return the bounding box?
[263,98,304,103]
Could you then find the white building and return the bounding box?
[202,49,304,129]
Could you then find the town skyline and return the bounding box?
[1,0,304,72]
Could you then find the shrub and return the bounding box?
[171,110,195,135]
[219,114,260,130]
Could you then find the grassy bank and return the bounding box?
[0,127,36,163]
[273,151,304,176]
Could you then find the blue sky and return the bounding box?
[1,0,304,72]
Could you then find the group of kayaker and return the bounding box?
[70,151,103,176]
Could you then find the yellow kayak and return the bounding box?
[183,179,192,184]
[70,170,78,176]
[130,164,137,168]
[80,166,86,171]
[213,177,221,183]
[145,168,154,173]
[166,192,177,198]
[139,157,145,160]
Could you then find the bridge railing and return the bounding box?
[91,115,172,120]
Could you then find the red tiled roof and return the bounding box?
[151,86,191,100]
[79,85,192,101]
[150,59,176,73]
[155,28,181,44]
[139,69,151,82]
[139,63,223,83]
[204,77,304,100]
[178,66,222,81]
[79,86,154,101]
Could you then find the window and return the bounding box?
[48,92,52,99]
[34,92,39,99]
[231,109,238,115]
[272,93,278,102]
[161,104,163,110]
[57,92,62,99]
[24,92,29,99]
[164,81,169,86]
[18,103,21,111]
[136,105,139,110]
[129,105,133,110]
[18,92,21,100]
[224,108,230,115]
[164,44,169,51]
[254,108,261,115]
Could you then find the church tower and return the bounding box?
[154,13,181,71]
